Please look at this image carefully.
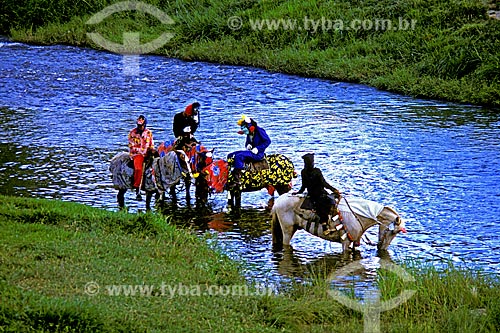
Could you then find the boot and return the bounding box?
[322,221,334,236]
[322,223,331,236]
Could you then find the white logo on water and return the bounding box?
[86,1,175,75]
[327,259,416,333]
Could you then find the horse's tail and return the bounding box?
[271,205,283,250]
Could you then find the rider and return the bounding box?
[128,114,155,200]
[227,115,271,188]
[173,102,200,149]
[295,153,340,235]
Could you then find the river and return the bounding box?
[1,38,499,289]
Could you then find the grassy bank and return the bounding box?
[1,0,499,107]
[1,195,500,332]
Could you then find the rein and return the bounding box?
[176,150,195,182]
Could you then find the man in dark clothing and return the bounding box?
[173,102,200,149]
[296,153,340,235]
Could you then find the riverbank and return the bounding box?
[1,0,499,107]
[1,195,499,331]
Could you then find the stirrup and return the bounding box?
[322,223,331,236]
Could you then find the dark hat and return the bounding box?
[302,153,314,159]
[137,115,147,126]
[302,153,314,165]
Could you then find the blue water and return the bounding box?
[1,38,499,286]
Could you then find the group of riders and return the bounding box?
[126,102,341,234]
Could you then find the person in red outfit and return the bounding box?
[128,115,154,200]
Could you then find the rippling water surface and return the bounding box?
[1,39,499,288]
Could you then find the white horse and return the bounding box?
[271,193,407,253]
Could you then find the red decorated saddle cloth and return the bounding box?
[202,159,229,193]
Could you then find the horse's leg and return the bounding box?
[169,185,177,204]
[227,191,234,211]
[145,191,153,211]
[117,189,126,210]
[235,190,241,210]
[341,239,352,253]
[228,190,241,215]
[195,177,208,207]
[271,210,283,248]
[281,224,295,246]
[274,209,295,246]
[185,178,191,206]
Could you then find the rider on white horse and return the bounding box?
[293,153,340,235]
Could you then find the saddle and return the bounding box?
[295,195,339,223]
[293,194,351,239]
[298,194,336,210]
[299,196,315,210]
[294,196,318,221]
[245,157,269,173]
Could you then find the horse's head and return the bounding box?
[143,148,159,169]
[195,149,214,172]
[394,216,407,234]
[378,212,407,251]
[175,149,195,179]
[146,147,159,159]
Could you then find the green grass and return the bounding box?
[1,194,499,332]
[0,195,273,332]
[1,0,499,107]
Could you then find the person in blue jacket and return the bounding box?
[227,115,271,187]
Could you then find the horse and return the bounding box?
[109,146,193,210]
[271,193,407,254]
[157,140,209,206]
[195,153,296,212]
[109,148,159,211]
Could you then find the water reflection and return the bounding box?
[272,247,359,280]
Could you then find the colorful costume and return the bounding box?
[227,116,271,169]
[173,102,200,148]
[128,115,154,189]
